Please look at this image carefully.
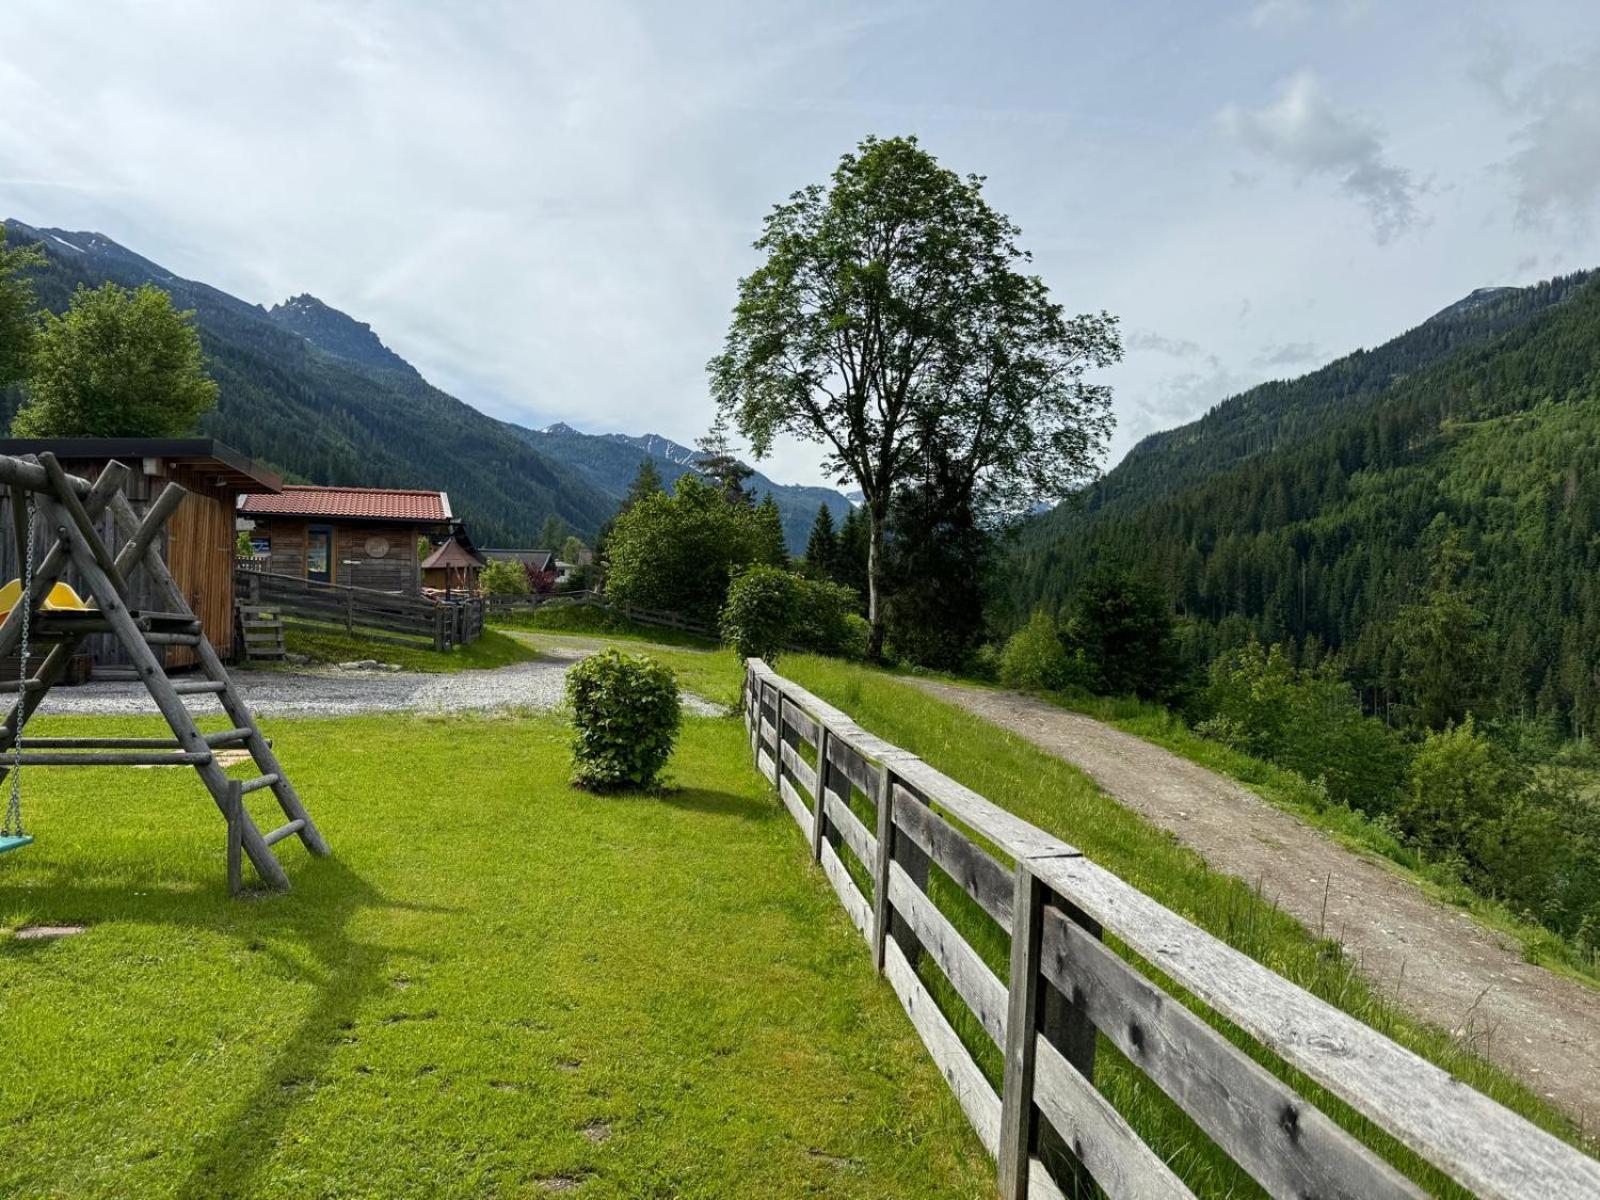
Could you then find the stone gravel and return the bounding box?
[32,647,722,719]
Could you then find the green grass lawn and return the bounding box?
[278,625,541,673]
[498,628,745,711]
[776,655,1595,1192]
[0,709,991,1199]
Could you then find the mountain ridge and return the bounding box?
[2,219,845,550]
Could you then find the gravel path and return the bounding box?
[37,647,721,719]
[912,678,1600,1127]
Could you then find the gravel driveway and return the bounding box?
[36,646,721,719]
[913,678,1600,1127]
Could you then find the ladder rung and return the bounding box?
[171,680,227,695]
[239,773,279,795]
[0,678,50,694]
[145,633,201,646]
[204,727,254,747]
[262,818,305,847]
[8,750,212,766]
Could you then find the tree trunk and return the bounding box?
[866,504,886,662]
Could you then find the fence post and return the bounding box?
[998,862,1046,1200]
[882,760,929,972]
[344,586,354,635]
[811,724,830,861]
[871,759,895,971]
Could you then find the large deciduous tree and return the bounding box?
[709,134,1119,658]
[11,282,218,437]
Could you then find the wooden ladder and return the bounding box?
[0,454,328,892]
[237,603,286,662]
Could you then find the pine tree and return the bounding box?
[803,504,837,579]
[695,414,754,505]
[623,458,664,510]
[755,493,788,566]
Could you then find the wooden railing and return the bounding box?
[236,569,485,652]
[743,659,1600,1200]
[484,590,716,638]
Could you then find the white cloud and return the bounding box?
[1219,72,1422,243]
[1489,49,1600,232]
[1254,340,1323,366]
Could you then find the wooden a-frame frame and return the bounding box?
[0,451,328,891]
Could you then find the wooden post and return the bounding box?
[344,586,354,635]
[998,862,1047,1200]
[871,759,895,971]
[810,724,830,861]
[1036,896,1103,1190]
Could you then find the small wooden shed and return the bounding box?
[238,486,453,595]
[0,437,282,672]
[421,535,484,595]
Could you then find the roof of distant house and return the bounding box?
[421,538,484,570]
[239,485,452,523]
[481,548,556,572]
[0,437,282,493]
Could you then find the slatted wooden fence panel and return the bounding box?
[236,569,485,651]
[742,659,1600,1200]
[483,591,716,637]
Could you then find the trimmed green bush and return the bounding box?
[566,649,682,790]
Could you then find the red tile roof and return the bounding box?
[239,485,452,522]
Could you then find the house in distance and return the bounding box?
[239,485,455,595]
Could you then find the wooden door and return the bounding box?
[167,491,235,666]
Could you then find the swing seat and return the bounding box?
[0,579,94,621]
[0,833,34,855]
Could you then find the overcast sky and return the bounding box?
[3,1,1599,488]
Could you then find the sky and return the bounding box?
[3,0,1600,488]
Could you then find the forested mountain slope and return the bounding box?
[2,220,621,545]
[1009,269,1600,731]
[512,422,852,553]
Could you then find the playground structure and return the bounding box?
[0,451,326,891]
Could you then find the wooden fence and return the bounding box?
[483,590,715,638]
[743,658,1599,1200]
[236,569,485,652]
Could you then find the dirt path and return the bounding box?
[912,679,1600,1127]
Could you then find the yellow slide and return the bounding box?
[0,579,95,622]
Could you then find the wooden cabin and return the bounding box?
[421,535,484,596]
[0,438,283,673]
[238,486,453,595]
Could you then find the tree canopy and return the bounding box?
[0,227,44,393]
[710,134,1119,657]
[11,282,218,437]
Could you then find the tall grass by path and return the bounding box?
[776,654,1595,1190]
[276,625,540,673]
[0,709,991,1199]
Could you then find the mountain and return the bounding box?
[1007,268,1600,730]
[267,294,416,376]
[511,423,852,554]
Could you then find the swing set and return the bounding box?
[0,451,327,891]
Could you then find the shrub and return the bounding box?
[1201,641,1407,814]
[566,650,681,790]
[480,559,531,596]
[1066,568,1183,700]
[720,567,867,662]
[720,565,797,661]
[999,610,1079,692]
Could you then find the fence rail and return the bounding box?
[742,658,1599,1200]
[483,591,715,637]
[236,569,485,652]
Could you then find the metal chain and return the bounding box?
[4,500,35,837]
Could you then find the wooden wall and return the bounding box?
[0,458,238,670]
[250,518,424,595]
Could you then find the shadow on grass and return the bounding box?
[1,854,454,1199]
[656,787,776,822]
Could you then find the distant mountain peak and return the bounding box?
[542,421,581,435]
[1426,286,1522,326]
[267,293,414,375]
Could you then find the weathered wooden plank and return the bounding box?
[1040,907,1425,1200]
[820,839,872,942]
[1032,1033,1196,1200]
[825,733,875,796]
[778,775,815,844]
[9,750,212,766]
[778,738,817,799]
[998,865,1046,1200]
[823,785,876,872]
[787,704,820,749]
[893,783,1017,929]
[886,859,1008,1049]
[891,754,1080,863]
[756,747,776,785]
[1029,854,1600,1200]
